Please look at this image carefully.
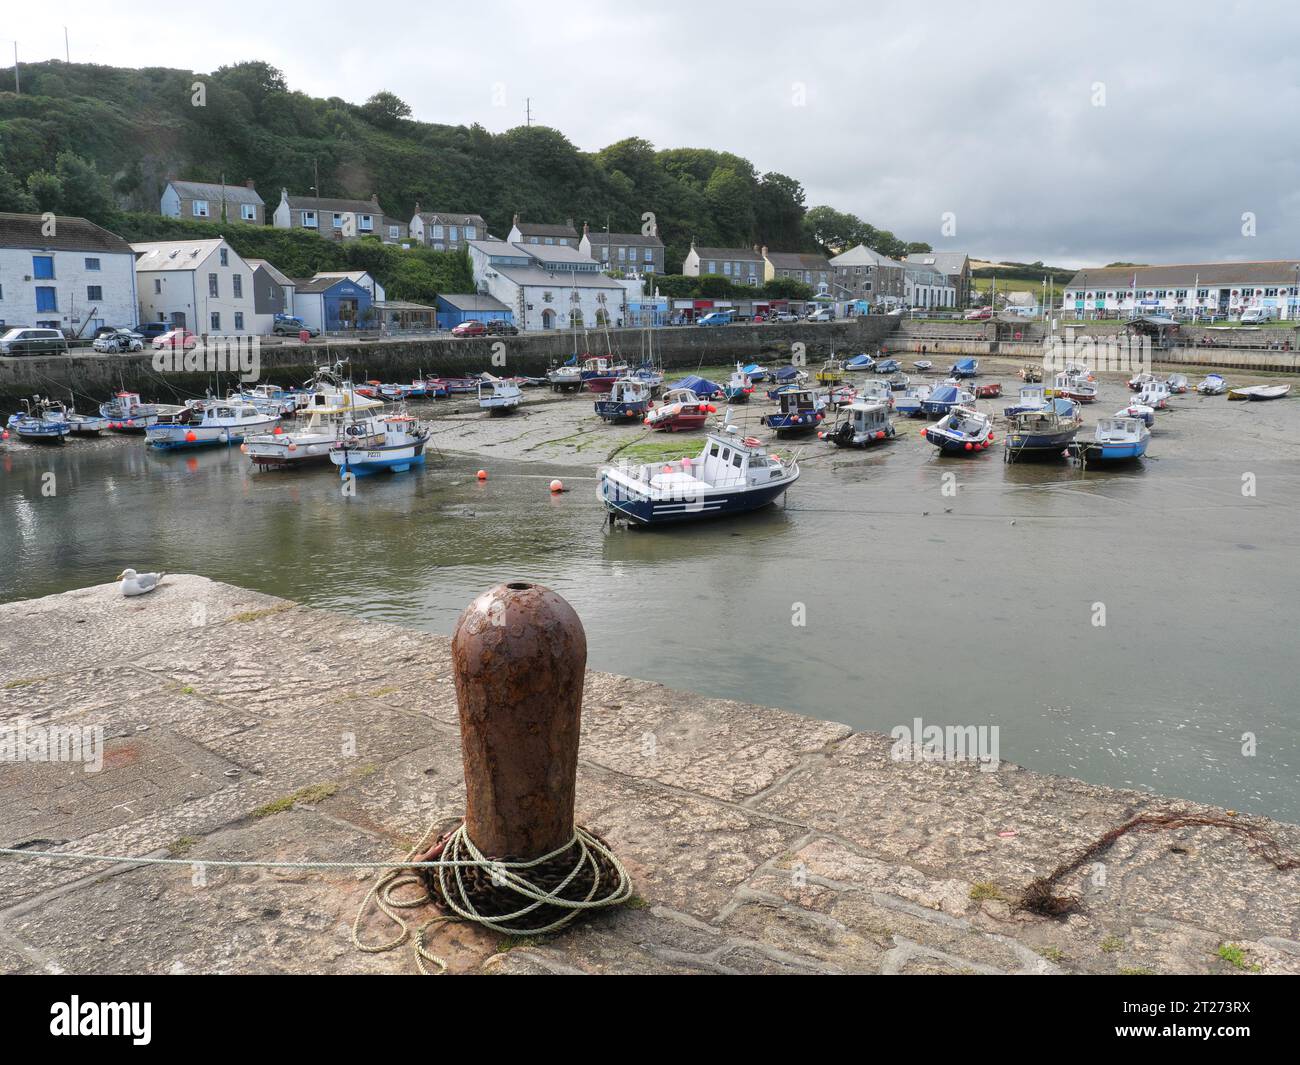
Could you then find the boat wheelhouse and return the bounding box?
[1004,385,1048,417]
[581,356,627,394]
[644,388,711,432]
[761,387,825,436]
[595,377,652,423]
[1075,416,1150,463]
[823,399,895,448]
[478,373,523,414]
[598,430,799,525]
[922,405,994,454]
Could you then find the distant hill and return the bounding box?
[0,59,930,277]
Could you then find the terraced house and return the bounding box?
[409,208,486,251]
[1063,261,1300,319]
[762,248,833,291]
[273,189,403,242]
[578,222,665,275]
[506,215,579,248]
[681,242,764,286]
[160,179,265,225]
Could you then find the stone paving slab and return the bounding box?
[1,576,1296,975]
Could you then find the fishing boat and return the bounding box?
[913,360,934,372]
[477,373,522,415]
[1004,385,1049,417]
[822,399,895,448]
[594,377,652,423]
[442,376,480,395]
[598,428,799,526]
[761,387,826,436]
[856,379,894,409]
[887,371,911,391]
[949,357,979,378]
[330,412,429,476]
[815,357,846,385]
[1134,381,1170,408]
[98,391,186,432]
[145,401,278,450]
[60,407,110,435]
[1075,416,1150,463]
[632,364,665,393]
[422,378,451,399]
[1166,374,1189,394]
[1003,398,1082,460]
[1115,402,1156,427]
[547,361,583,392]
[1196,374,1228,395]
[355,380,382,398]
[671,375,725,401]
[1019,365,1043,382]
[922,406,994,454]
[1229,383,1292,401]
[894,384,932,418]
[1052,369,1097,403]
[845,353,875,372]
[974,381,1003,399]
[874,358,901,374]
[231,383,304,416]
[581,355,625,394]
[6,399,71,443]
[1128,371,1156,392]
[724,364,756,403]
[644,388,712,432]
[245,388,385,468]
[378,382,410,402]
[920,382,974,417]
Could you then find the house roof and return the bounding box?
[520,244,599,266]
[436,293,512,312]
[1066,261,1300,289]
[131,239,228,271]
[692,246,763,262]
[292,275,370,294]
[904,251,970,276]
[513,221,579,239]
[168,180,264,206]
[0,212,134,255]
[583,231,664,248]
[491,264,626,289]
[415,211,486,226]
[245,258,293,286]
[285,194,386,215]
[765,251,832,270]
[829,244,902,268]
[312,270,376,287]
[469,238,531,260]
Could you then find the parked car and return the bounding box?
[697,312,733,326]
[806,308,835,322]
[133,322,174,340]
[1240,307,1278,324]
[92,328,145,353]
[272,315,320,337]
[485,320,519,336]
[452,319,487,337]
[0,326,70,356]
[152,328,199,350]
[964,306,993,320]
[771,311,800,323]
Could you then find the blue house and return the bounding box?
[293,276,374,333]
[436,293,514,330]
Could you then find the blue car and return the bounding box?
[697,312,733,326]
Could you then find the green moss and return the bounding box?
[1119,966,1156,975]
[167,836,200,858]
[2,676,45,689]
[969,881,1005,901]
[251,781,339,819]
[1036,945,1064,962]
[1216,943,1261,971]
[1100,935,1124,954]
[495,935,541,953]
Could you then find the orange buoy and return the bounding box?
[549,478,563,493]
[476,469,488,480]
[965,442,973,451]
[185,431,197,442]
[273,426,283,435]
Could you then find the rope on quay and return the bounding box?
[0,818,633,976]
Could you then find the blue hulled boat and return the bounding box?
[1075,417,1150,464]
[1003,398,1082,460]
[594,377,652,423]
[7,399,71,443]
[845,353,875,371]
[949,357,979,378]
[761,387,826,436]
[920,383,974,417]
[922,406,994,454]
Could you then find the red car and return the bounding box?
[152,328,199,349]
[963,306,993,320]
[452,320,487,337]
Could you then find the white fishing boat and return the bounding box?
[99,391,187,432]
[644,388,712,432]
[1196,373,1227,395]
[6,398,71,443]
[1076,416,1150,463]
[598,428,799,525]
[894,384,933,418]
[822,399,895,448]
[478,373,523,414]
[856,379,894,409]
[330,412,429,476]
[1115,402,1156,427]
[547,363,583,392]
[231,383,305,416]
[1166,373,1189,394]
[913,360,934,371]
[244,387,384,468]
[1004,384,1049,416]
[1128,371,1156,392]
[146,401,278,449]
[1134,381,1171,408]
[1053,369,1098,403]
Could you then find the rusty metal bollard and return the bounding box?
[451,580,586,859]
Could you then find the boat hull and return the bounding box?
[762,412,823,436]
[599,473,795,525]
[595,400,650,423]
[1078,439,1148,462]
[330,438,427,476]
[1004,427,1078,458]
[146,420,275,450]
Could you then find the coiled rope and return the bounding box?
[0,818,633,976]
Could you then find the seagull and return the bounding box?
[118,569,165,596]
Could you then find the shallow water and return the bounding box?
[2,380,1297,821]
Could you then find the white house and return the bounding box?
[903,262,956,310]
[1063,261,1300,319]
[468,239,627,331]
[681,242,764,286]
[506,215,579,248]
[132,238,261,334]
[0,211,139,335]
[161,179,265,225]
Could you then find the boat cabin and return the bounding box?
[609,377,651,404]
[777,388,821,416]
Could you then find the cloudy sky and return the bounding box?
[7,1,1298,267]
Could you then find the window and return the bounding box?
[86,285,103,301]
[731,452,743,468]
[432,225,444,238]
[208,274,219,298]
[36,287,58,311]
[219,247,229,267]
[234,312,244,331]
[559,239,569,246]
[241,204,257,221]
[388,225,399,239]
[465,226,477,240]
[154,278,162,294]
[723,262,732,276]
[544,237,554,245]
[449,226,458,241]
[359,214,373,231]
[84,257,101,271]
[332,213,344,228]
[192,200,210,217]
[232,274,243,299]
[644,248,653,262]
[302,210,318,228]
[32,255,54,279]
[210,312,221,330]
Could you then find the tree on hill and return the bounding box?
[361,91,413,129]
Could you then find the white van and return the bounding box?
[1240,307,1277,324]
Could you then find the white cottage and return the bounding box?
[132,238,261,334]
[469,239,627,331]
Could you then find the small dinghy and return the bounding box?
[949,357,979,378]
[1004,398,1082,460]
[478,373,522,415]
[146,401,278,450]
[922,405,994,454]
[330,412,428,476]
[920,382,974,417]
[913,360,934,372]
[761,387,826,436]
[1075,416,1149,463]
[974,381,1002,399]
[61,407,110,436]
[1166,374,1189,394]
[1134,381,1170,409]
[724,364,756,403]
[672,375,726,401]
[1229,383,1292,401]
[1196,374,1228,395]
[822,399,895,448]
[1115,402,1156,428]
[845,353,875,371]
[740,362,768,384]
[874,358,901,374]
[547,361,583,392]
[1004,385,1048,417]
[1019,365,1044,382]
[644,388,713,432]
[1128,371,1156,392]
[595,377,652,423]
[7,398,71,443]
[895,384,932,418]
[598,429,799,526]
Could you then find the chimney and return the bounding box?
[566,217,574,231]
[761,245,768,257]
[245,179,256,189]
[752,244,760,254]
[370,193,380,205]
[512,212,520,228]
[413,200,421,215]
[582,221,589,237]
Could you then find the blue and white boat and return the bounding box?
[1003,399,1082,460]
[594,377,652,423]
[922,406,994,454]
[330,413,429,476]
[1115,402,1156,428]
[99,391,186,433]
[949,357,979,378]
[1003,385,1049,417]
[1076,416,1150,463]
[724,364,756,403]
[822,399,895,448]
[1196,373,1227,395]
[894,384,932,418]
[598,429,798,525]
[856,378,894,409]
[766,365,808,398]
[632,363,665,392]
[740,362,769,383]
[7,399,71,443]
[478,373,522,415]
[672,374,726,401]
[146,401,278,449]
[845,353,875,371]
[920,382,974,417]
[874,358,901,374]
[761,387,826,436]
